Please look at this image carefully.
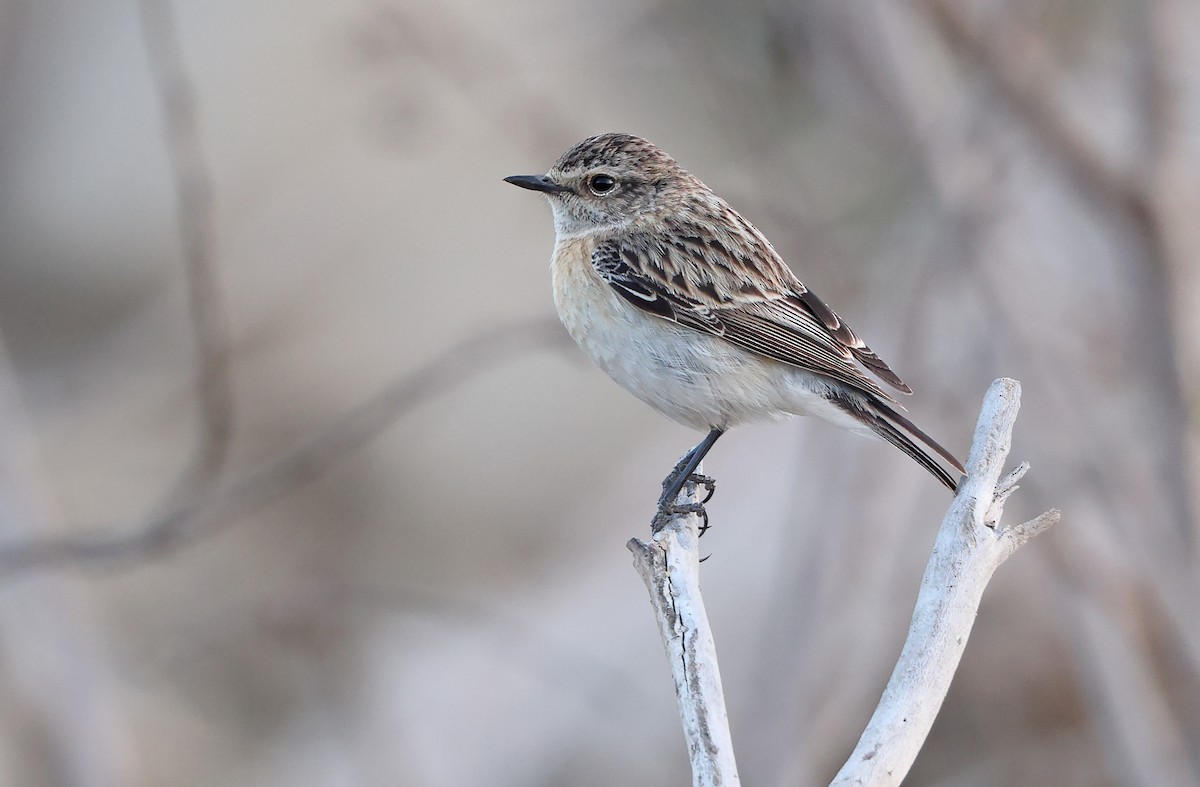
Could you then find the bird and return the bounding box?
[505,133,963,517]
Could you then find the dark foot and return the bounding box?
[651,474,716,533]
[691,474,716,505]
[658,470,716,509]
[657,428,723,509]
[652,500,709,533]
[653,428,724,533]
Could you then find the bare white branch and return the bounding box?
[831,378,1059,786]
[630,379,1055,785]
[629,469,740,787]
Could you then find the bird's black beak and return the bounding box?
[504,174,570,194]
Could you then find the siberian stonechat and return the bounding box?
[506,133,963,514]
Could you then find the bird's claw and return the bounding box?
[652,502,709,533]
[651,488,713,534]
[691,473,716,504]
[658,471,716,508]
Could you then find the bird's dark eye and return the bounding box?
[588,174,617,195]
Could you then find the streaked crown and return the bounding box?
[552,133,677,176]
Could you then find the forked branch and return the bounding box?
[832,378,1058,785]
[630,378,1057,787]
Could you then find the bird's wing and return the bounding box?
[590,215,911,402]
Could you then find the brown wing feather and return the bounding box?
[792,288,912,393]
[591,205,911,402]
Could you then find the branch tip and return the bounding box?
[1008,508,1061,546]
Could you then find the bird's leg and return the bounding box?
[654,429,723,529]
[659,429,723,508]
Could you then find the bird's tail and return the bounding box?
[832,396,964,492]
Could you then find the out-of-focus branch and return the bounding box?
[1131,1,1172,177]
[628,468,740,787]
[922,0,1200,659]
[922,0,1191,434]
[0,319,569,577]
[921,0,1143,215]
[137,0,234,498]
[349,4,576,154]
[0,333,135,785]
[1064,586,1199,787]
[832,379,1059,786]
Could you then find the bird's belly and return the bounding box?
[550,237,847,431]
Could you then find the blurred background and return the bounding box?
[1,0,1198,784]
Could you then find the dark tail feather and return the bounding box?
[833,396,964,492]
[873,400,966,475]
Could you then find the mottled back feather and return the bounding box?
[591,204,912,403]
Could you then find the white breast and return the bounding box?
[549,235,866,434]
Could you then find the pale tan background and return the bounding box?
[1,0,1199,785]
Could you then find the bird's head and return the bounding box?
[505,133,696,236]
